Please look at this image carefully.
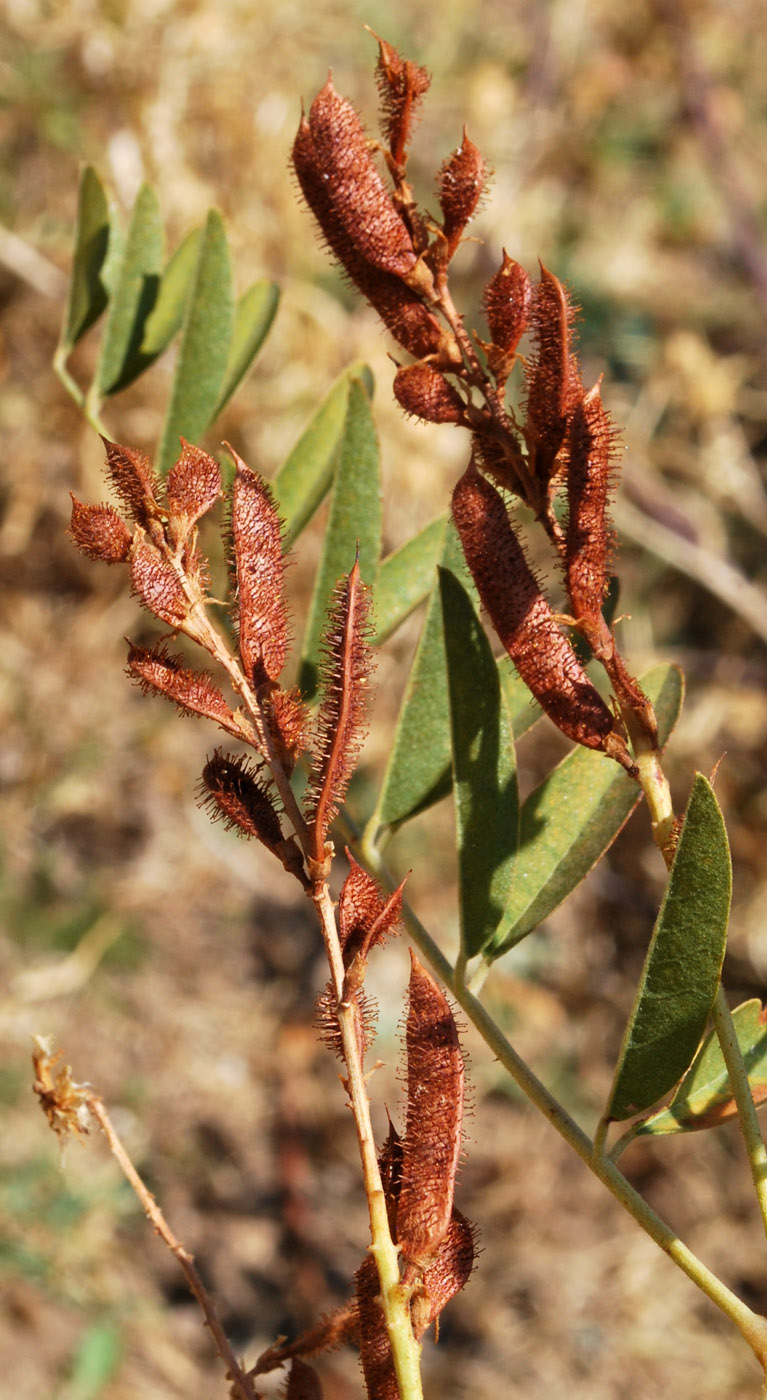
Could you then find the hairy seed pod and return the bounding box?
[129,533,189,628]
[355,1255,398,1400]
[199,749,284,850]
[392,363,466,424]
[565,381,618,627]
[452,461,618,753]
[253,1300,359,1376]
[292,117,452,362]
[338,854,404,965]
[125,642,245,738]
[411,1209,478,1339]
[397,951,465,1268]
[482,252,531,358]
[304,561,374,859]
[230,447,289,687]
[263,686,309,776]
[437,130,488,257]
[69,496,132,563]
[373,33,430,166]
[101,437,162,527]
[308,80,417,279]
[165,439,222,544]
[525,265,579,484]
[315,981,377,1061]
[285,1358,324,1400]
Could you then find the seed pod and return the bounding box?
[315,980,377,1061]
[392,363,466,424]
[304,561,374,859]
[452,460,617,753]
[129,533,189,628]
[165,439,221,545]
[263,687,310,776]
[254,1300,359,1376]
[437,131,488,258]
[308,80,417,279]
[292,116,451,362]
[355,1255,398,1400]
[482,252,531,358]
[230,447,289,688]
[126,642,244,737]
[338,854,403,965]
[373,33,430,166]
[199,750,284,850]
[397,951,465,1269]
[565,381,618,627]
[101,437,162,527]
[525,265,579,484]
[69,496,132,564]
[285,1359,324,1400]
[411,1209,478,1339]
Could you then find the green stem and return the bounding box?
[357,841,767,1369]
[711,983,767,1243]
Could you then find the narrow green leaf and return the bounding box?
[607,774,731,1122]
[376,520,476,831]
[67,1322,122,1398]
[139,227,202,359]
[273,362,374,545]
[157,209,234,475]
[211,278,280,418]
[441,568,518,959]
[60,165,112,350]
[97,184,164,395]
[635,1000,767,1137]
[298,377,382,698]
[489,664,684,957]
[373,515,446,646]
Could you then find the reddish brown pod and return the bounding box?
[69,497,132,564]
[437,130,489,259]
[372,31,430,167]
[392,362,466,424]
[452,460,634,769]
[525,265,580,485]
[126,642,244,737]
[482,251,532,362]
[229,446,289,689]
[396,951,465,1269]
[565,380,619,630]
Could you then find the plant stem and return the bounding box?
[711,984,767,1243]
[311,882,423,1400]
[358,842,767,1369]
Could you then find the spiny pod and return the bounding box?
[126,642,246,739]
[392,362,466,424]
[307,80,418,281]
[524,265,579,485]
[396,951,465,1269]
[165,439,222,547]
[355,1255,398,1400]
[338,853,404,966]
[100,437,163,528]
[285,1359,324,1400]
[304,560,374,862]
[411,1209,477,1340]
[128,532,191,630]
[199,750,307,882]
[452,460,634,768]
[565,380,618,629]
[482,251,531,361]
[229,446,289,689]
[69,497,132,564]
[373,32,430,167]
[437,130,488,259]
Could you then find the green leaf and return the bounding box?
[607,774,731,1122]
[489,664,684,957]
[373,515,446,646]
[97,184,164,395]
[139,227,202,359]
[59,165,113,350]
[376,520,477,831]
[298,377,382,698]
[67,1322,122,1398]
[157,209,234,475]
[211,278,280,419]
[634,999,767,1137]
[273,362,374,546]
[440,568,518,959]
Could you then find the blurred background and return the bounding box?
[2,0,767,1396]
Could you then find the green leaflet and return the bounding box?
[211,278,280,419]
[65,1322,122,1400]
[297,377,382,699]
[157,209,234,475]
[59,165,113,351]
[273,363,374,546]
[634,1000,767,1137]
[607,774,731,1122]
[375,519,475,831]
[440,569,519,959]
[139,227,202,360]
[489,664,684,957]
[373,515,446,647]
[97,183,164,396]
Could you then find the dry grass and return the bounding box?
[2,1,767,1396]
